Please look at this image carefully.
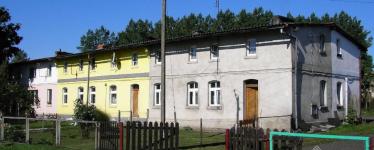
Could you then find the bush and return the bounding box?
[73,99,109,138]
[4,125,25,143]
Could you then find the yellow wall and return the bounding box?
[56,48,150,118]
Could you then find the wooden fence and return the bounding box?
[98,121,179,150]
[227,122,303,150]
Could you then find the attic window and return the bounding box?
[111,52,117,69]
[210,44,219,60]
[319,34,326,54]
[337,39,342,58]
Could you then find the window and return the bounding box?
[187,82,198,106]
[320,80,327,106]
[132,53,138,66]
[336,39,342,58]
[337,82,343,106]
[47,65,52,77]
[79,59,84,71]
[189,47,197,61]
[30,90,39,107]
[210,44,219,60]
[63,62,68,73]
[77,87,84,104]
[29,68,36,79]
[155,50,161,64]
[246,39,256,56]
[62,88,68,104]
[209,81,221,106]
[111,52,117,69]
[90,86,96,104]
[90,58,96,70]
[110,85,117,105]
[47,89,52,105]
[319,34,326,54]
[154,84,161,106]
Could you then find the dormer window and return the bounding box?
[79,59,84,71]
[155,50,161,64]
[63,62,68,73]
[337,39,342,58]
[319,34,326,54]
[210,44,219,60]
[111,52,117,69]
[246,39,256,56]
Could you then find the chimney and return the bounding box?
[96,44,105,50]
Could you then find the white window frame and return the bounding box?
[111,52,117,69]
[62,88,68,104]
[210,44,219,60]
[47,89,52,105]
[109,85,117,105]
[77,87,84,103]
[155,50,161,64]
[320,80,327,106]
[209,81,221,106]
[337,82,343,106]
[246,39,257,56]
[154,83,161,106]
[337,39,342,57]
[47,65,52,77]
[187,82,198,106]
[90,86,96,104]
[189,47,197,62]
[132,53,138,66]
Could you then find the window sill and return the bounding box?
[47,104,52,107]
[208,106,222,110]
[209,59,219,63]
[152,105,161,109]
[186,105,199,109]
[109,104,117,108]
[244,55,257,59]
[131,66,139,69]
[62,104,68,106]
[188,60,198,64]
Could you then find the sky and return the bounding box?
[1,0,374,59]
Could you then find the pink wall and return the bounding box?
[29,83,57,115]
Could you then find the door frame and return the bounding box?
[243,79,259,125]
[131,84,140,117]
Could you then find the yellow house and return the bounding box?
[55,47,150,119]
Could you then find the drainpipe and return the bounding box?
[282,26,299,129]
[345,77,348,117]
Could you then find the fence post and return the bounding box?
[146,109,149,122]
[55,117,61,145]
[25,115,29,143]
[0,112,4,141]
[370,137,374,150]
[225,129,230,150]
[200,118,203,147]
[95,122,99,150]
[118,122,123,150]
[118,110,121,123]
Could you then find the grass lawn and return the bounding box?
[362,107,374,117]
[302,123,374,146]
[1,122,226,150]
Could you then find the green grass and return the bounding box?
[1,122,226,150]
[302,123,374,146]
[362,107,374,117]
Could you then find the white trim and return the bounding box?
[154,84,161,106]
[209,81,221,106]
[109,85,117,105]
[89,86,96,104]
[187,82,198,106]
[62,88,68,105]
[189,46,197,62]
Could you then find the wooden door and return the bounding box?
[132,85,139,117]
[244,85,258,124]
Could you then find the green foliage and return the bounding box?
[78,26,117,52]
[4,125,26,143]
[0,6,23,63]
[10,50,29,63]
[346,107,358,125]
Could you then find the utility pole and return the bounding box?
[161,0,167,124]
[86,54,90,106]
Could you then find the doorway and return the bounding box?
[131,84,139,117]
[244,79,258,126]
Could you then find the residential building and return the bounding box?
[147,19,364,130]
[55,47,150,119]
[10,57,57,116]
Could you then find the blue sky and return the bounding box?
[2,0,374,59]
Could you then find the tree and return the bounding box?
[0,6,36,116]
[10,50,29,63]
[0,6,22,63]
[78,26,117,52]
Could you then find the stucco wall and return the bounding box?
[148,31,293,130]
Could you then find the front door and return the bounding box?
[244,82,258,125]
[132,85,139,117]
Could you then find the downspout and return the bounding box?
[283,25,299,129]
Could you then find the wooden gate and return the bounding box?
[98,122,119,150]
